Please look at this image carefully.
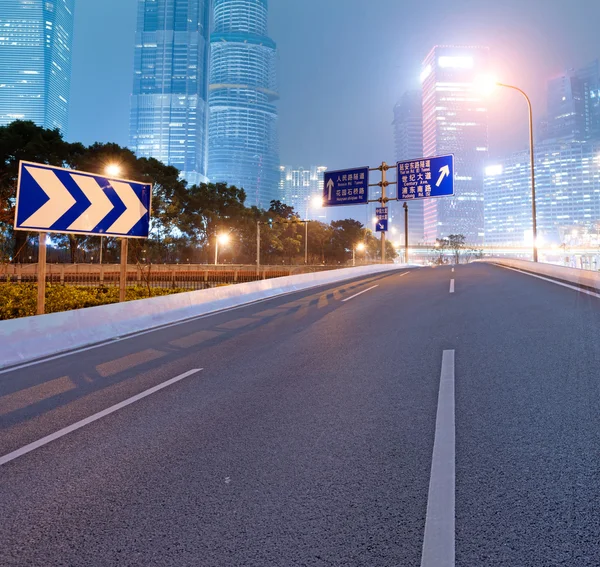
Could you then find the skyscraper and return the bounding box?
[542,60,600,143]
[393,90,424,243]
[421,46,489,244]
[208,0,279,209]
[0,0,75,135]
[129,0,211,185]
[279,165,327,220]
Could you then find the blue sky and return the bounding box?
[69,0,600,170]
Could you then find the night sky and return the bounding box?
[69,0,600,171]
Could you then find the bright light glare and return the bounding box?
[391,227,398,235]
[485,164,503,177]
[372,216,378,224]
[105,164,122,177]
[217,233,230,245]
[438,56,473,69]
[311,195,323,208]
[420,64,432,82]
[476,75,499,96]
[356,243,366,252]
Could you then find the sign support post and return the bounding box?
[404,202,409,264]
[37,232,47,315]
[120,238,128,303]
[256,221,261,272]
[380,164,387,264]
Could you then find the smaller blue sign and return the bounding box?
[323,167,369,207]
[397,154,454,201]
[375,219,388,233]
[376,207,388,220]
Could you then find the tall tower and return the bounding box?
[393,90,424,243]
[0,0,75,135]
[421,46,489,244]
[129,0,211,186]
[208,0,280,208]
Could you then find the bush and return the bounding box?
[0,283,189,321]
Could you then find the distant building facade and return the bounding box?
[279,166,327,219]
[541,60,600,143]
[421,45,490,244]
[0,0,75,135]
[208,0,279,208]
[393,90,424,243]
[129,0,211,185]
[484,140,600,245]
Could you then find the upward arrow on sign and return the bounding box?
[436,165,450,187]
[327,178,334,201]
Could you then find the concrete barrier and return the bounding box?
[481,258,600,291]
[0,264,407,369]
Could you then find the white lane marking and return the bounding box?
[495,264,600,299]
[0,274,405,375]
[421,350,455,567]
[341,285,379,303]
[451,268,455,273]
[0,369,203,467]
[449,279,455,293]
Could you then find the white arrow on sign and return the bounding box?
[20,166,76,229]
[68,174,114,232]
[105,181,148,235]
[327,178,335,201]
[436,165,450,187]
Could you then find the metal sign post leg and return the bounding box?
[120,238,128,302]
[37,232,47,315]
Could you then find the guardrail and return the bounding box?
[0,263,408,369]
[481,258,600,292]
[0,263,347,290]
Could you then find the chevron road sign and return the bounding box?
[14,161,152,238]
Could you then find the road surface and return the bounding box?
[1,263,600,566]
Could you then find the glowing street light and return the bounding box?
[353,242,366,266]
[479,75,538,262]
[311,195,323,209]
[215,233,230,265]
[105,163,122,177]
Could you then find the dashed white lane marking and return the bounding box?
[449,279,455,293]
[341,285,379,303]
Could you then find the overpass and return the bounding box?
[1,261,599,565]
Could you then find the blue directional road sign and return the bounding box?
[323,167,369,207]
[376,207,388,220]
[14,161,152,238]
[396,154,454,201]
[375,219,388,232]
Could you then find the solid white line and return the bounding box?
[341,285,379,303]
[495,264,600,299]
[449,279,455,293]
[421,350,455,567]
[0,368,203,467]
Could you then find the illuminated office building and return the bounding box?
[129,0,211,185]
[279,166,327,220]
[484,140,600,245]
[421,45,489,244]
[0,0,75,135]
[208,0,279,208]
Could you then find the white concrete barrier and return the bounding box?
[0,264,407,369]
[481,258,600,291]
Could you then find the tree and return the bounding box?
[268,200,296,220]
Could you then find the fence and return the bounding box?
[0,263,343,291]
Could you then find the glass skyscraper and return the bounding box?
[0,0,75,135]
[280,165,327,220]
[421,45,489,244]
[208,0,280,209]
[129,0,211,185]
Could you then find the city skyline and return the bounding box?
[0,0,75,136]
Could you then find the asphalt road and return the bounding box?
[1,263,600,566]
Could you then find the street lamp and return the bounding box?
[105,164,122,177]
[353,242,366,267]
[215,233,230,265]
[479,76,538,262]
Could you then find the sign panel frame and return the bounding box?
[396,154,454,201]
[375,219,388,232]
[323,166,370,207]
[14,161,153,239]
